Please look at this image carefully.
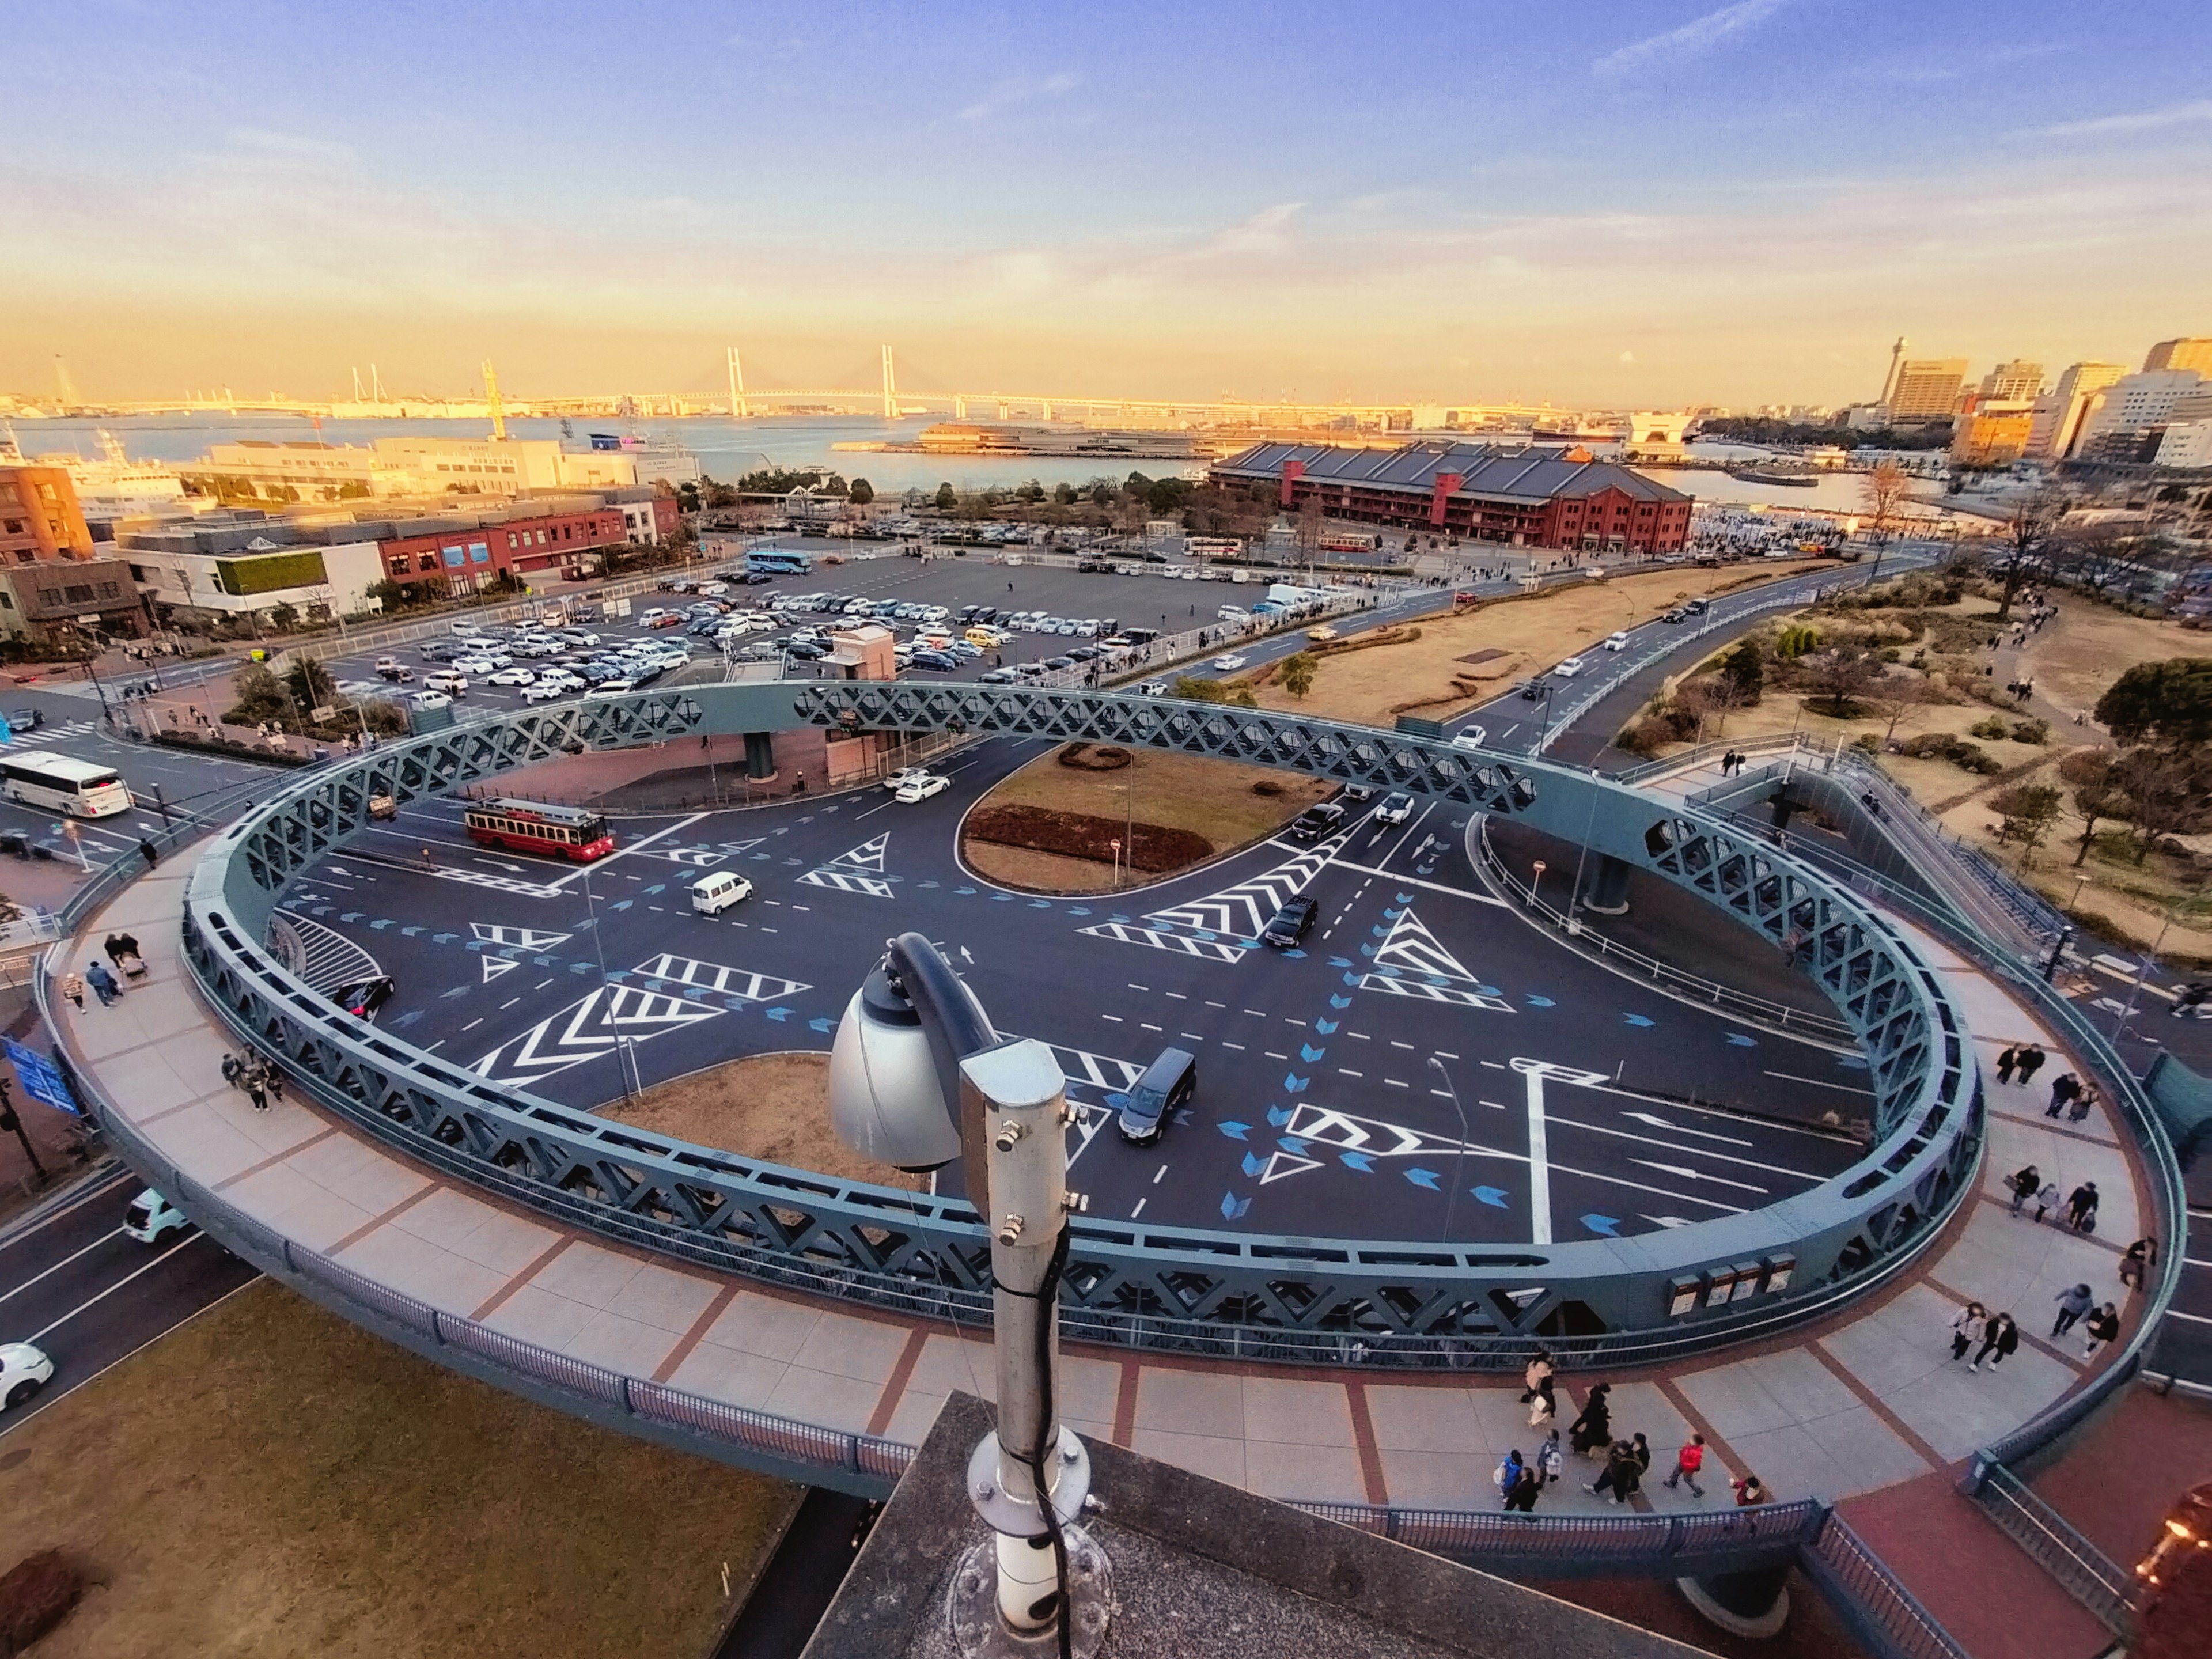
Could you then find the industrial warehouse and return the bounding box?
[1210,438,1696,552]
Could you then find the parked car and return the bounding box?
[409,691,453,713]
[1287,802,1346,843]
[487,667,536,687]
[1115,1047,1196,1145]
[1374,791,1414,826]
[1262,897,1319,948]
[521,680,572,703]
[423,671,468,694]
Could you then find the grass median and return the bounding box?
[0,1279,794,1659]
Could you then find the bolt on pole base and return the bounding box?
[948,1523,1113,1659]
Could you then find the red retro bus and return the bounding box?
[462,798,615,862]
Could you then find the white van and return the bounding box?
[690,870,755,915]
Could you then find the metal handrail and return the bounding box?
[1961,1458,2137,1639]
[1800,1509,1975,1659]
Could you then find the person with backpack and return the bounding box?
[1970,1312,2019,1372]
[1504,1465,1541,1513]
[1951,1301,1988,1361]
[2067,1181,2100,1233]
[1495,1448,1527,1507]
[2033,1179,2063,1223]
[1732,1474,1772,1508]
[1662,1434,1707,1497]
[2007,1165,2040,1216]
[2081,1303,2120,1360]
[1536,1430,1564,1487]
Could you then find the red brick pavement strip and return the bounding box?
[1342,1378,1389,1507]
[209,1125,340,1192]
[865,1323,933,1438]
[651,1277,745,1385]
[1839,1473,2112,1659]
[1806,1338,1948,1472]
[1652,1376,1748,1494]
[467,1234,573,1322]
[324,1178,444,1257]
[1109,1355,1139,1448]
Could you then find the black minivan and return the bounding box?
[1117,1047,1197,1143]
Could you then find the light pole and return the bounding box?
[2111,914,2173,1054]
[1427,1056,1469,1250]
[579,864,636,1103]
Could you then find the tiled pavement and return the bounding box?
[54,855,2152,1535]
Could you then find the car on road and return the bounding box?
[374,656,407,678]
[1216,605,1250,622]
[882,767,931,791]
[1684,598,1710,616]
[423,671,468,694]
[1661,608,1688,623]
[1306,626,1339,642]
[334,974,395,1022]
[894,771,952,803]
[1287,801,1346,843]
[689,870,755,915]
[123,1187,190,1245]
[1604,632,1631,652]
[2,1340,54,1411]
[1262,896,1319,948]
[1374,791,1414,826]
[1518,678,1549,700]
[409,691,453,713]
[1449,726,1489,752]
[977,668,1017,684]
[1041,655,1074,671]
[1135,680,1167,696]
[521,680,573,703]
[1115,1047,1196,1145]
[1209,654,1247,672]
[1340,783,1375,802]
[1552,656,1586,678]
[487,667,536,687]
[586,678,635,696]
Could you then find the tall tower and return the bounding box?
[881,345,899,419]
[726,346,749,419]
[1878,337,1906,407]
[54,355,80,411]
[482,359,507,440]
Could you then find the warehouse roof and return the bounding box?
[1213,440,1691,506]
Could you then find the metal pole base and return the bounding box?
[1676,1567,1791,1639]
[948,1524,1113,1659]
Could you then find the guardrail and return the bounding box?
[1959,1457,2138,1639]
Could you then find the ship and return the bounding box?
[1725,461,1821,488]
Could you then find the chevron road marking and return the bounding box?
[481,955,519,986]
[797,831,895,897]
[469,924,574,951]
[633,952,812,1004]
[1143,835,1345,941]
[1357,906,1515,1013]
[1076,922,1248,963]
[275,910,384,995]
[1358,976,1515,1010]
[472,985,724,1086]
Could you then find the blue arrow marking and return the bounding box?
[608,899,633,912]
[1472,1185,1510,1209]
[1277,1136,1309,1155]
[340,911,363,923]
[993,893,1014,902]
[1313,1018,1339,1035]
[1241,1152,1266,1178]
[1581,1214,1622,1237]
[1370,924,1388,938]
[1339,1152,1375,1173]
[809,1017,834,1034]
[1283,1074,1309,1093]
[1382,908,1403,921]
[1329,994,1353,1009]
[643,884,666,896]
[1404,1167,1441,1190]
[1300,1044,1326,1063]
[1106,1092,1130,1112]
[1358,945,1376,957]
[1194,929,1217,941]
[1109,913,1130,923]
[1395,892,1414,904]
[1030,898,1052,908]
[1726,1032,1758,1047]
[1068,906,1090,916]
[464,939,486,951]
[1217,1120,1250,1141]
[369,918,393,930]
[1342,972,1361,987]
[1283,948,1306,959]
[1220,1193,1251,1221]
[765,1007,790,1022]
[400,926,423,938]
[957,887,977,896]
[439,986,468,999]
[430,930,454,943]
[921,880,941,890]
[1266,1105,1293,1127]
[1525,994,1555,1008]
[1623,1012,1654,1027]
[683,987,707,1000]
[1328,956,1353,969]
[570,962,593,974]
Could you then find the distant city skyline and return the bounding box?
[6,1,2210,408]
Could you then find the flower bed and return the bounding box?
[963,803,1210,872]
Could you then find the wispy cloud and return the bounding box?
[1593,0,1786,79]
[957,71,1078,123]
[2032,98,2212,138]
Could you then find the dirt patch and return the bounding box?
[0,1279,792,1659]
[601,1051,924,1191]
[1244,563,1822,727]
[2013,594,2208,721]
[1455,648,1510,666]
[962,841,1124,893]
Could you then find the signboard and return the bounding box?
[6,1037,79,1116]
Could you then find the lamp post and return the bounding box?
[1427,1056,1469,1250]
[1529,858,1547,909]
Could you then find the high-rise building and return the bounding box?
[1886,359,1969,425]
[2025,362,2127,459]
[1950,403,2036,468]
[2142,338,2212,376]
[2073,369,2207,455]
[1979,360,2044,400]
[0,465,97,565]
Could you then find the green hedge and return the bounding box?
[215,549,328,596]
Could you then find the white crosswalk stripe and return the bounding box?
[427,866,562,898]
[1040,1041,1145,1093]
[1143,836,1344,941]
[1076,922,1248,963]
[276,910,383,995]
[797,831,895,897]
[1358,975,1514,1011]
[1358,906,1514,1013]
[633,952,811,1003]
[472,984,723,1087]
[470,924,573,951]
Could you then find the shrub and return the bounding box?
[964,804,1211,871]
[0,1550,84,1653]
[1970,715,2010,740]
[1252,779,1285,796]
[1055,743,1131,771]
[1851,733,1882,754]
[1775,623,1821,660]
[2010,718,2049,745]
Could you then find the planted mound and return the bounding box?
[1055,743,1132,771]
[965,804,1211,871]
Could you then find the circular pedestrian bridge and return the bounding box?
[179,680,1979,1367]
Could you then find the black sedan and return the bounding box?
[1262,898,1318,948]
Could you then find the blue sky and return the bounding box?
[7,1,2211,408]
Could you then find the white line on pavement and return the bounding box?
[0,1226,126,1306]
[1523,1066,1553,1244]
[28,1232,209,1343]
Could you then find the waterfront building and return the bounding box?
[2025,363,2127,460]
[1949,402,2036,468]
[2142,338,2212,376]
[1885,359,1969,426]
[2073,369,2207,456]
[0,464,97,564]
[1978,360,2044,401]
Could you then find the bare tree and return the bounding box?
[1806,645,1881,717]
[2058,747,2130,866]
[1990,483,2070,621]
[1859,458,1913,574]
[2116,747,2194,863]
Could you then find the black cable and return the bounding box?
[1021,1223,1075,1659]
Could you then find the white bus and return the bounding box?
[1,750,135,819]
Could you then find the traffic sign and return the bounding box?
[5,1038,81,1116]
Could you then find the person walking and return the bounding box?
[2067,1181,2100,1233]
[1569,1382,1612,1457]
[1504,1466,1541,1513]
[1732,1474,1772,1508]
[263,1064,286,1104]
[2014,1046,2046,1088]
[60,971,85,1012]
[139,838,159,871]
[2051,1283,2093,1339]
[2033,1179,2063,1224]
[1995,1046,2019,1085]
[2007,1164,2040,1215]
[2067,1084,2097,1125]
[1629,1433,1653,1487]
[1951,1301,1988,1361]
[2045,1074,2080,1119]
[85,961,121,1006]
[1662,1434,1707,1497]
[1521,1350,1555,1402]
[1536,1429,1564,1487]
[1589,1440,1641,1504]
[1495,1448,1527,1506]
[2120,1237,2158,1293]
[1527,1374,1556,1430]
[1971,1312,2019,1372]
[2082,1303,2120,1360]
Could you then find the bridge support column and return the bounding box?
[744,732,776,780]
[1576,852,1633,916]
[1677,1565,1790,1640]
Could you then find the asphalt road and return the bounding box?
[284,733,1867,1249]
[0,1165,260,1434]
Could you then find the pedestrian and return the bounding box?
[1536,1429,1564,1486]
[1951,1301,1988,1361]
[2067,1181,2100,1233]
[1630,1433,1653,1485]
[60,971,85,1011]
[1995,1045,2018,1084]
[2014,1045,2046,1088]
[1589,1440,1641,1504]
[1520,1350,1554,1403]
[2120,1236,2158,1293]
[2067,1084,2097,1125]
[85,961,121,1006]
[264,1065,286,1103]
[1732,1474,1772,1508]
[2045,1074,2080,1119]
[1662,1434,1707,1497]
[221,1052,243,1090]
[1527,1373,1556,1429]
[1970,1312,2019,1372]
[2033,1179,2062,1223]
[2007,1164,2040,1215]
[1569,1382,1612,1457]
[1495,1448,1526,1506]
[2051,1283,2093,1339]
[245,1073,269,1111]
[1504,1467,1541,1513]
[2082,1303,2120,1360]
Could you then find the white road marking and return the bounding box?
[1763,1070,1875,1096]
[1522,1065,1552,1244]
[0,1226,126,1306]
[28,1233,209,1343]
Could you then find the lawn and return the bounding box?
[0,1281,796,1659]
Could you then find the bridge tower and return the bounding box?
[482,359,507,440]
[726,346,749,419]
[881,345,899,419]
[955,394,967,419]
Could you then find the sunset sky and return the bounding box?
[8,0,2211,410]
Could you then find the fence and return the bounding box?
[1959,1457,2138,1639]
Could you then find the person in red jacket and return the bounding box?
[1661,1433,1707,1498]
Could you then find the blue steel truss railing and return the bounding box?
[172,681,1979,1359]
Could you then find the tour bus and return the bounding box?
[461,798,615,862]
[744,548,814,577]
[0,750,135,819]
[1318,530,1380,555]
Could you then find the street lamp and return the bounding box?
[1529,858,1547,908]
[1427,1056,1469,1251]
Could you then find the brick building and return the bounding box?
[374,496,676,596]
[1210,440,1694,554]
[0,464,97,565]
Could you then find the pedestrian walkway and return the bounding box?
[44,847,2168,1654]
